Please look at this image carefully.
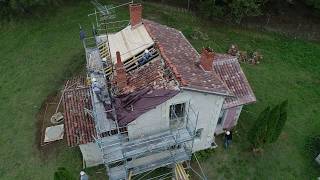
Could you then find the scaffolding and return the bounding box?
[81,1,207,179]
[94,102,199,180]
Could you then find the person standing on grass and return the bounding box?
[80,171,89,180]
[224,130,233,149]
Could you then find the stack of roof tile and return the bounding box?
[63,76,96,147]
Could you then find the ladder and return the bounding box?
[97,41,113,76]
[175,163,190,180]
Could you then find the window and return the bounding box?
[217,110,226,125]
[169,103,186,128]
[195,128,203,139]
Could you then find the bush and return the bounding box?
[228,0,265,24]
[305,0,320,11]
[305,134,320,159]
[198,0,227,19]
[194,148,215,161]
[54,167,75,180]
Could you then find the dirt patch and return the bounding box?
[35,90,67,159]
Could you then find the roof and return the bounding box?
[114,88,179,126]
[213,55,256,108]
[63,76,96,147]
[108,25,154,63]
[122,56,178,94]
[113,56,179,126]
[143,20,230,95]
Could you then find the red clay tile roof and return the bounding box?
[122,56,178,94]
[143,20,230,95]
[213,55,256,108]
[63,76,96,147]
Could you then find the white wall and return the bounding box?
[127,89,225,152]
[127,104,169,139]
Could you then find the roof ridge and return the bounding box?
[143,19,232,96]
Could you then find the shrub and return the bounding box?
[54,167,75,180]
[194,148,215,161]
[305,0,320,11]
[305,134,320,159]
[228,0,265,24]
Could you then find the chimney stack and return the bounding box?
[129,4,142,28]
[200,48,214,71]
[115,51,127,90]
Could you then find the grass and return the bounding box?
[0,1,319,179]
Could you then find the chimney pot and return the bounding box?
[129,4,142,28]
[200,48,214,71]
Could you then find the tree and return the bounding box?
[248,106,271,149]
[54,167,75,180]
[270,100,288,142]
[266,104,281,143]
[248,100,288,149]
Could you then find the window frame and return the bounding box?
[169,102,187,128]
[195,128,203,139]
[217,109,226,126]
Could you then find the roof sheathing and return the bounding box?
[108,25,154,63]
[143,19,230,95]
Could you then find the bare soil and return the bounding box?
[35,91,67,159]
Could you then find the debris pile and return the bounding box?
[227,44,263,65]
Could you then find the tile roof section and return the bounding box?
[63,76,96,147]
[213,55,256,108]
[121,56,178,94]
[143,20,230,95]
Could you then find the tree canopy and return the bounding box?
[248,100,288,149]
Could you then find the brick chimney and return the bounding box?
[200,48,214,71]
[129,4,142,28]
[115,51,127,89]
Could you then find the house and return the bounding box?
[62,3,256,179]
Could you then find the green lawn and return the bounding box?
[0,1,319,179]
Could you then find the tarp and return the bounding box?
[108,25,154,63]
[113,88,179,126]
